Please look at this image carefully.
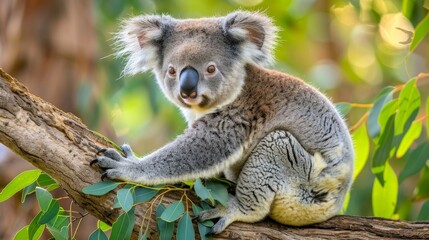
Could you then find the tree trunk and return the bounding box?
[0,68,428,239]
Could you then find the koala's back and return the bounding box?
[233,64,353,163]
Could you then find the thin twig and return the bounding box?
[349,112,369,132]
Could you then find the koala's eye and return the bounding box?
[168,67,176,77]
[206,65,216,74]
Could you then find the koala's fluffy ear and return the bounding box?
[116,15,173,75]
[222,11,277,66]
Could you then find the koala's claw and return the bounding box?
[101,172,109,181]
[96,148,107,155]
[89,158,99,167]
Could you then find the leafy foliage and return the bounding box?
[342,74,429,218]
[3,173,72,240]
[372,162,398,218]
[351,124,369,180]
[88,229,108,240]
[0,169,41,202]
[110,207,135,240]
[410,13,429,52]
[80,178,227,239]
[82,181,120,195]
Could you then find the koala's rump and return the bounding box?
[269,162,348,226]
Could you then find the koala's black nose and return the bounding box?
[179,67,199,99]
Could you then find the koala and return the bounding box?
[91,11,354,234]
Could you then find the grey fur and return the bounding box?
[94,11,354,233]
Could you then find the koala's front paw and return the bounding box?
[90,144,139,181]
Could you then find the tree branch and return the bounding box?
[0,68,428,239]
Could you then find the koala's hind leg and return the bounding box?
[200,130,309,234]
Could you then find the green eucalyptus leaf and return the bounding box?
[352,124,370,180]
[378,99,398,136]
[14,226,29,240]
[399,143,429,182]
[37,173,57,187]
[194,179,214,205]
[200,201,213,210]
[402,0,413,19]
[134,187,159,203]
[156,204,165,217]
[156,204,174,240]
[113,195,120,209]
[372,162,398,218]
[191,204,213,227]
[14,226,30,240]
[35,187,53,212]
[97,220,111,232]
[114,185,133,209]
[410,13,429,52]
[367,86,394,138]
[155,202,165,215]
[21,182,37,203]
[177,213,195,240]
[392,116,416,158]
[28,212,43,240]
[38,199,60,224]
[50,210,69,230]
[47,226,68,240]
[395,79,420,136]
[125,207,136,238]
[396,121,422,158]
[160,200,185,222]
[117,187,135,212]
[372,115,395,183]
[45,184,60,192]
[201,219,214,227]
[206,181,229,207]
[417,200,429,220]
[182,180,195,187]
[82,182,120,196]
[213,177,236,186]
[89,228,108,240]
[342,192,351,213]
[13,225,44,240]
[198,223,213,240]
[192,204,202,215]
[110,207,135,240]
[0,169,41,203]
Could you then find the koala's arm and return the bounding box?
[93,114,246,185]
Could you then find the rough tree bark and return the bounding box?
[0,68,428,239]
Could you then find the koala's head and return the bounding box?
[116,11,277,112]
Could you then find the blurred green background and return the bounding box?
[0,0,428,238]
